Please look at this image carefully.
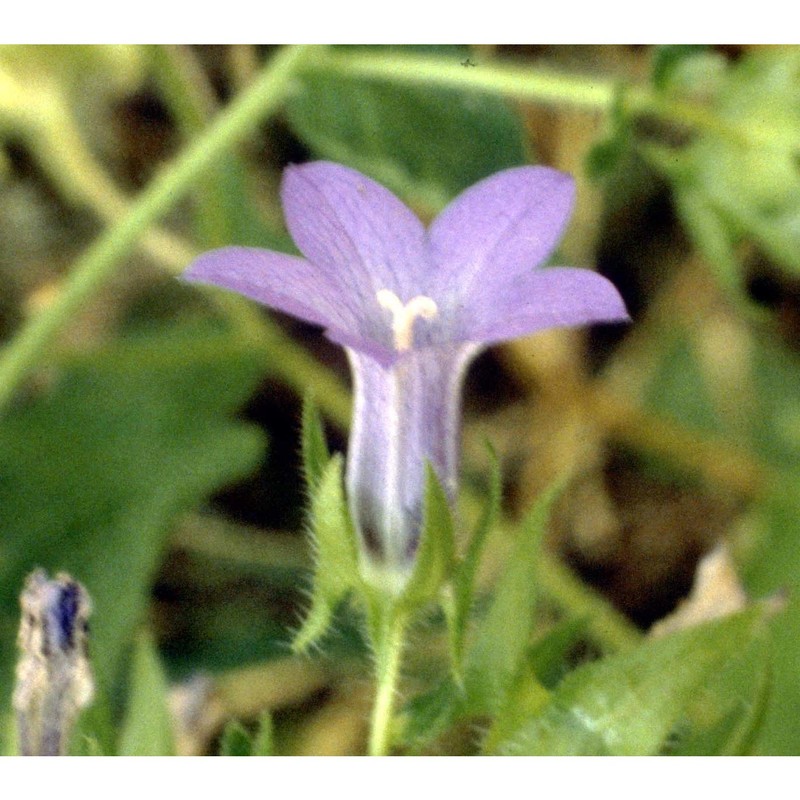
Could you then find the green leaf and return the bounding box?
[643,327,800,476]
[251,711,274,756]
[209,153,295,252]
[585,83,633,182]
[483,619,591,752]
[288,46,528,213]
[667,642,771,756]
[70,735,105,757]
[118,630,176,756]
[445,445,501,681]
[673,188,743,298]
[645,334,724,440]
[749,341,800,472]
[301,392,330,495]
[0,324,266,710]
[1,715,16,756]
[465,479,564,714]
[69,684,116,756]
[401,607,581,755]
[527,616,590,690]
[651,45,706,91]
[661,49,800,286]
[399,464,455,610]
[742,480,800,753]
[650,45,725,96]
[219,720,252,756]
[492,610,767,756]
[292,454,360,652]
[399,677,465,753]
[482,666,551,754]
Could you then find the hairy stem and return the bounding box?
[367,600,408,756]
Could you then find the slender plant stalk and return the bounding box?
[308,48,800,153]
[145,45,359,424]
[148,44,231,248]
[309,49,617,110]
[29,93,195,271]
[367,601,408,756]
[0,44,312,415]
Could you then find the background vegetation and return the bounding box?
[1,44,798,755]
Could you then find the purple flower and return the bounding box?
[183,161,628,578]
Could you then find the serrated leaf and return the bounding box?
[292,454,359,652]
[398,464,455,610]
[483,618,591,752]
[0,324,266,711]
[301,393,330,495]
[288,47,527,213]
[445,445,501,681]
[465,480,564,713]
[219,720,252,756]
[118,630,176,756]
[492,609,766,756]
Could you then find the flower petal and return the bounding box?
[281,161,429,303]
[183,245,361,335]
[345,343,478,571]
[462,267,629,345]
[428,166,575,300]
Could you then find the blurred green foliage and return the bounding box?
[118,631,176,756]
[2,44,800,755]
[493,609,768,755]
[0,323,265,750]
[287,46,528,214]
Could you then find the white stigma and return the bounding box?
[377,289,439,352]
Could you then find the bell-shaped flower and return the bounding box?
[183,161,628,578]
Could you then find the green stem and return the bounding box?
[309,48,616,110]
[368,600,408,756]
[145,45,357,425]
[149,44,231,248]
[0,44,312,415]
[30,92,194,271]
[307,48,800,154]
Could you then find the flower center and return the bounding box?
[376,289,439,352]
